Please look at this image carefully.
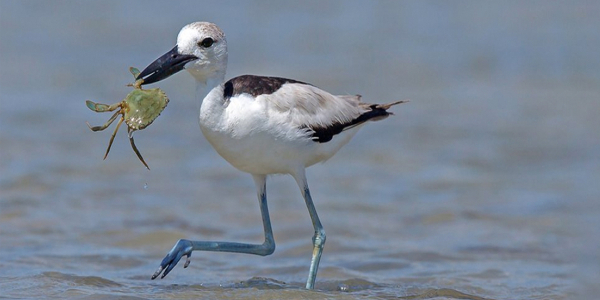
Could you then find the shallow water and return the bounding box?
[1,1,599,299]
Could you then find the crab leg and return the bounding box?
[128,128,150,170]
[86,110,122,132]
[103,116,125,160]
[85,100,122,112]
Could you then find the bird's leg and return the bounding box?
[151,174,276,280]
[293,169,326,290]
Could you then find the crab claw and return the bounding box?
[86,100,110,112]
[129,67,141,79]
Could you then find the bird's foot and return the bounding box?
[151,239,193,279]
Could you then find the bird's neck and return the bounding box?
[194,72,226,104]
[195,72,228,136]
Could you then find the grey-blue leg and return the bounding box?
[293,169,326,290]
[151,174,275,280]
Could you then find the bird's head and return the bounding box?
[137,22,228,85]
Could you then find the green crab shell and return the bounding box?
[123,87,169,130]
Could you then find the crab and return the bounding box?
[86,67,169,170]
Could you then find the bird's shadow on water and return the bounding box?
[150,277,494,299]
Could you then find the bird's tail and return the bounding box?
[375,100,409,112]
[366,99,408,121]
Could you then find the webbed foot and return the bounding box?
[151,239,193,279]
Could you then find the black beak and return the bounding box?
[137,45,198,85]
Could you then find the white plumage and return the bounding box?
[200,82,369,175]
[136,21,405,289]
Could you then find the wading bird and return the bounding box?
[137,22,405,289]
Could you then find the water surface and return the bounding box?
[1,1,599,299]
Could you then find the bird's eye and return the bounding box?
[198,38,214,48]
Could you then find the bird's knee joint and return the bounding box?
[312,230,326,247]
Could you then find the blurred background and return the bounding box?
[1,1,598,299]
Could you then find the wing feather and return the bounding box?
[244,78,405,143]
